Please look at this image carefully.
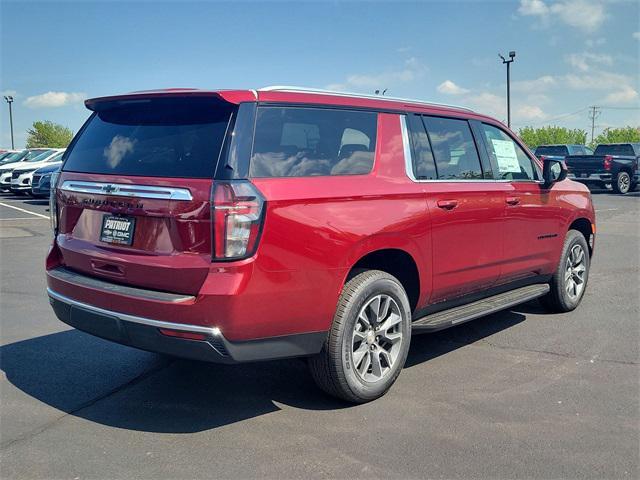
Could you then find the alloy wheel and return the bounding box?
[351,294,403,383]
[564,244,586,300]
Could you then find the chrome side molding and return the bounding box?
[59,180,193,201]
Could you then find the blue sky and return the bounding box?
[1,0,638,148]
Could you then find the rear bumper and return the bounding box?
[568,173,611,182]
[48,287,325,364]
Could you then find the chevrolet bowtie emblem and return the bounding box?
[102,184,118,194]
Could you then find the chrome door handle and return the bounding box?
[437,200,458,210]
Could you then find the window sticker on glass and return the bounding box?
[491,139,520,173]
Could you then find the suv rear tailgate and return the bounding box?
[56,172,213,295]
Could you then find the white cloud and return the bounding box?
[566,52,613,71]
[585,37,606,48]
[437,80,469,95]
[603,86,639,104]
[633,32,640,40]
[512,75,556,93]
[517,0,607,32]
[515,105,547,121]
[23,91,86,108]
[326,57,427,93]
[518,0,549,16]
[2,89,17,98]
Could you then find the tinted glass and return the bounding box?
[482,123,537,180]
[535,145,568,156]
[250,107,377,177]
[63,97,234,178]
[26,150,56,162]
[594,144,635,156]
[406,115,437,179]
[422,116,482,180]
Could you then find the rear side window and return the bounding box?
[406,115,437,179]
[422,116,483,180]
[63,97,234,178]
[481,123,538,181]
[250,107,377,177]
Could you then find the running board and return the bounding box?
[412,284,550,332]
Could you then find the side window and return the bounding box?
[250,107,377,177]
[481,123,538,181]
[422,116,483,180]
[406,114,437,179]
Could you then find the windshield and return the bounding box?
[26,150,56,162]
[46,152,64,163]
[535,146,568,156]
[594,144,635,156]
[63,97,234,178]
[24,149,51,161]
[0,151,28,165]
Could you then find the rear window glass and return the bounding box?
[422,116,483,180]
[63,97,234,178]
[250,107,377,177]
[535,146,569,156]
[594,144,635,156]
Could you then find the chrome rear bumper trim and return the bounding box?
[47,288,219,336]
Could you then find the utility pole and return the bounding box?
[588,106,600,144]
[499,51,516,128]
[3,95,14,149]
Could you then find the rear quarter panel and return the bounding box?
[248,113,430,335]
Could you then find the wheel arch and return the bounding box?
[345,248,421,312]
[568,217,593,256]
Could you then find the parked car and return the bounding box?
[534,144,593,161]
[0,149,56,191]
[31,161,63,197]
[46,87,595,403]
[10,149,65,195]
[565,143,640,194]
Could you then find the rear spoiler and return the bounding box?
[85,89,257,111]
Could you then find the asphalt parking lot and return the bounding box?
[0,189,638,479]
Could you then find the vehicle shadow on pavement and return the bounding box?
[1,309,526,434]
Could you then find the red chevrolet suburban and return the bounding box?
[46,87,595,402]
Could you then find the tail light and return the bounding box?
[211,181,265,260]
[49,171,60,233]
[603,155,613,171]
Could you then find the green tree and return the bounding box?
[592,126,640,147]
[518,126,588,149]
[25,121,73,148]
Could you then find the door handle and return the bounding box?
[437,199,458,210]
[506,197,521,206]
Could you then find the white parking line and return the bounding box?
[596,208,618,212]
[0,202,49,219]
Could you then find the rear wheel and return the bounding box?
[540,230,590,313]
[612,171,631,194]
[308,270,412,403]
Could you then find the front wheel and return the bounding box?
[540,230,590,313]
[612,171,631,194]
[308,270,412,403]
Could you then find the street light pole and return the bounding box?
[499,51,516,128]
[3,95,14,149]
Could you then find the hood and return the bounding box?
[34,162,63,175]
[0,161,25,171]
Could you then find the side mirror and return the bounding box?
[542,158,567,188]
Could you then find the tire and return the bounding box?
[308,270,412,403]
[540,230,590,313]
[612,171,631,194]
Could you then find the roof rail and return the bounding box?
[258,85,474,112]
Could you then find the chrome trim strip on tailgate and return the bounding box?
[59,180,193,201]
[47,288,220,336]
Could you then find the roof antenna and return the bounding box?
[374,89,388,96]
